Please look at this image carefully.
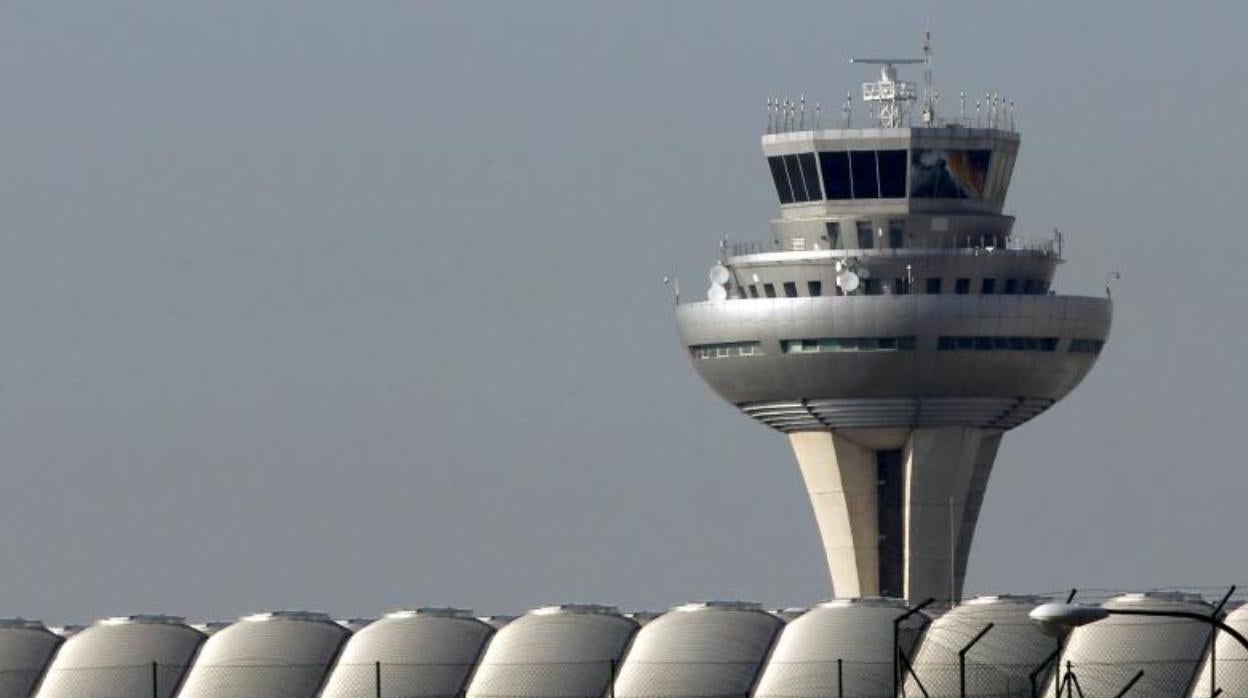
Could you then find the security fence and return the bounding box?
[14,658,1248,698]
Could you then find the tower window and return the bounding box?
[893,277,911,295]
[850,150,880,199]
[1004,279,1018,294]
[877,150,908,198]
[798,152,822,201]
[856,221,874,250]
[808,281,823,297]
[763,283,776,298]
[767,156,795,204]
[863,279,882,295]
[955,278,971,295]
[825,221,842,249]
[888,220,905,249]
[818,152,852,200]
[981,278,996,295]
[783,282,798,298]
[926,278,942,294]
[784,155,811,202]
[748,285,759,298]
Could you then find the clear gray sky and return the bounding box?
[0,1,1244,624]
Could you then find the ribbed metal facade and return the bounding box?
[908,595,1054,696]
[321,608,494,698]
[175,611,349,698]
[1045,592,1212,697]
[755,598,921,698]
[466,605,637,698]
[35,615,204,698]
[0,620,61,698]
[613,602,783,698]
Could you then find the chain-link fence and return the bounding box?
[14,657,1248,698]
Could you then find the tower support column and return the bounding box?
[788,431,880,598]
[788,427,1003,603]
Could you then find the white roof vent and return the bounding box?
[98,614,186,626]
[673,600,763,613]
[386,607,475,620]
[529,604,620,616]
[240,610,333,623]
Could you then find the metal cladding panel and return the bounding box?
[466,608,637,698]
[321,611,494,698]
[176,614,350,698]
[614,604,784,698]
[35,618,205,698]
[908,596,1054,697]
[0,623,62,698]
[755,599,922,698]
[1189,603,1248,698]
[1045,594,1212,697]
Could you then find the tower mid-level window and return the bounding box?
[856,221,874,249]
[783,282,798,298]
[938,336,1059,352]
[691,341,764,359]
[782,336,917,353]
[763,283,777,298]
[808,281,823,297]
[925,278,942,294]
[1069,339,1106,355]
[955,278,971,295]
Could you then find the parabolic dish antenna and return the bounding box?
[708,265,731,285]
[836,271,860,293]
[707,284,729,302]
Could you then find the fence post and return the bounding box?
[375,660,382,698]
[836,658,842,698]
[152,661,158,698]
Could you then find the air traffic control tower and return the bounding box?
[675,44,1112,605]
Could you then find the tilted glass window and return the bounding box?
[955,278,971,295]
[981,278,996,294]
[1004,279,1019,294]
[767,156,794,204]
[877,149,908,197]
[850,150,880,199]
[763,283,776,298]
[691,341,764,359]
[808,281,823,297]
[926,278,942,294]
[798,152,822,201]
[818,151,852,199]
[783,282,798,298]
[784,154,811,202]
[910,149,993,199]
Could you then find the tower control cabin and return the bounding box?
[675,48,1111,605]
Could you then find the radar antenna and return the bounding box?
[850,32,937,128]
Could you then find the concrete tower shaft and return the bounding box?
[675,65,1111,604]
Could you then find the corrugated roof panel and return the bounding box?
[321,609,494,698]
[35,616,205,698]
[614,602,783,698]
[175,611,349,698]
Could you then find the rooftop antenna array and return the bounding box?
[849,53,923,128]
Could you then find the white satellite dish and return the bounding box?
[707,285,729,302]
[708,265,731,285]
[835,261,845,272]
[856,265,871,279]
[836,271,860,293]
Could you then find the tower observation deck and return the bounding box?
[674,39,1112,605]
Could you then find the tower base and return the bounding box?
[789,427,1002,603]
